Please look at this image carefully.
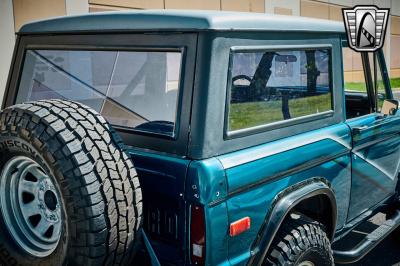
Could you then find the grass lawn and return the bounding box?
[345,78,400,92]
[229,94,331,131]
[391,78,400,90]
[344,82,367,92]
[229,78,400,131]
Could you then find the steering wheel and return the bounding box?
[232,74,252,85]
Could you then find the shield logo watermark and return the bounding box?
[342,5,389,52]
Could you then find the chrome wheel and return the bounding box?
[298,261,315,266]
[0,156,63,257]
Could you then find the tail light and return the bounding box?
[190,205,205,265]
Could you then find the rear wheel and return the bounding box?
[264,213,334,266]
[0,100,142,266]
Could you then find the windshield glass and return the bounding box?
[16,49,182,137]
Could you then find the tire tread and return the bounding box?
[0,100,142,266]
[265,213,333,266]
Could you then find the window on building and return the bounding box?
[227,48,332,132]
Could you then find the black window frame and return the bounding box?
[377,50,393,100]
[3,33,197,156]
[224,44,335,139]
[370,50,394,110]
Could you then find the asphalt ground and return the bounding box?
[349,234,400,266]
[393,91,400,101]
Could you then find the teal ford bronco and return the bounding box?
[0,10,399,266]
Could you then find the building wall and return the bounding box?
[13,0,67,31]
[0,0,399,103]
[301,0,398,81]
[0,0,16,103]
[66,0,89,15]
[391,15,400,78]
[265,0,300,16]
[88,0,265,12]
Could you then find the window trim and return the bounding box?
[224,44,334,139]
[377,49,393,100]
[15,45,186,139]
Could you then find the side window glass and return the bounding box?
[343,47,371,119]
[343,47,368,94]
[228,48,333,132]
[369,52,390,112]
[391,35,400,101]
[392,74,400,101]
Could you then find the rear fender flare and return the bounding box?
[247,178,337,266]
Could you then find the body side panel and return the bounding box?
[216,123,351,265]
[186,158,230,266]
[346,113,400,221]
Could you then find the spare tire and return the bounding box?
[0,99,142,266]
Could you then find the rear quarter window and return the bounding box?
[227,48,333,133]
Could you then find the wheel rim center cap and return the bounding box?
[44,190,57,211]
[38,179,60,222]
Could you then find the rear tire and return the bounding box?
[0,100,142,266]
[264,213,334,266]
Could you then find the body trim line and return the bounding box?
[219,137,350,169]
[224,150,348,200]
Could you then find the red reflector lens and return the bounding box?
[191,205,205,265]
[230,217,251,237]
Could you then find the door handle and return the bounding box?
[352,125,369,133]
